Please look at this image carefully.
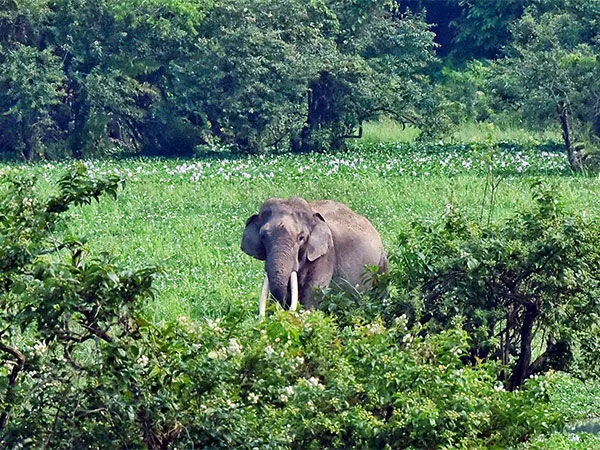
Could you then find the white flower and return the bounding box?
[177,315,191,327]
[306,376,325,390]
[33,341,47,356]
[285,386,295,396]
[137,355,149,367]
[265,345,275,357]
[366,322,384,335]
[248,392,260,404]
[206,318,222,333]
[228,338,242,355]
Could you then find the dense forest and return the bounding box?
[1,0,599,165]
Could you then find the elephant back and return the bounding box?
[309,200,385,288]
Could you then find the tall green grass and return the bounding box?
[447,121,562,144]
[361,119,420,143]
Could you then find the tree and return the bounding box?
[396,0,461,57]
[50,0,209,157]
[181,0,332,153]
[0,44,65,161]
[494,0,600,168]
[449,0,529,61]
[296,1,436,152]
[0,0,63,161]
[392,180,600,390]
[398,0,529,61]
[0,163,158,444]
[182,0,436,153]
[0,0,436,158]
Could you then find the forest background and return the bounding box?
[1,0,599,166]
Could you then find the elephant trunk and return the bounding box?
[266,248,296,307]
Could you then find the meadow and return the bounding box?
[15,138,600,323]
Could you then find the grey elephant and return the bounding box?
[241,197,387,315]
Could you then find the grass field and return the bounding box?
[361,118,562,145]
[5,137,600,446]
[17,139,600,323]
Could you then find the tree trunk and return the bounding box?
[300,72,335,153]
[0,342,25,432]
[559,103,577,168]
[20,120,35,162]
[508,303,539,391]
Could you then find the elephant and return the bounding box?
[241,197,387,315]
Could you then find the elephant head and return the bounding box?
[241,197,334,311]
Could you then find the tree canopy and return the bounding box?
[0,0,436,159]
[1,0,599,167]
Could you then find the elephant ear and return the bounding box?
[307,213,333,262]
[241,214,266,260]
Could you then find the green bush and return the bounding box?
[8,308,563,448]
[386,179,600,390]
[0,164,157,446]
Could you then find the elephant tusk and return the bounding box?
[259,274,269,318]
[289,271,299,312]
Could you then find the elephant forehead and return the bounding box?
[261,203,311,223]
[262,215,301,234]
[261,197,311,214]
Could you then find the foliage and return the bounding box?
[448,0,529,60]
[0,0,436,159]
[493,0,600,168]
[2,154,594,447]
[0,163,157,445]
[0,270,571,448]
[50,0,205,158]
[185,0,334,153]
[0,44,65,161]
[435,61,504,125]
[387,179,600,389]
[189,0,437,153]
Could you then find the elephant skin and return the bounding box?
[241,197,387,310]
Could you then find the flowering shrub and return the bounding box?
[0,164,157,446]
[37,310,564,449]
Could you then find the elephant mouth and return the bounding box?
[259,271,298,317]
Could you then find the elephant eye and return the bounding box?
[297,232,305,242]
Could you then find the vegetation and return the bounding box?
[389,179,600,390]
[2,0,597,165]
[1,141,599,446]
[2,0,600,447]
[496,0,600,167]
[0,0,436,159]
